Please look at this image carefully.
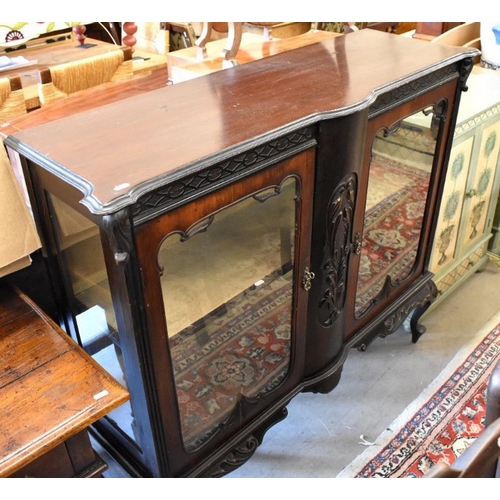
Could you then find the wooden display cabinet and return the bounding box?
[4,30,477,477]
[428,67,500,309]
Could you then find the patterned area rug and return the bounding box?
[337,311,500,478]
[169,267,292,451]
[356,154,430,314]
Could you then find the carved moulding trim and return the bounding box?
[318,173,357,327]
[203,435,261,478]
[355,278,438,352]
[369,63,460,119]
[383,279,437,334]
[197,407,288,478]
[132,127,315,224]
[102,209,133,265]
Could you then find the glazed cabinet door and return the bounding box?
[134,149,315,476]
[344,82,459,345]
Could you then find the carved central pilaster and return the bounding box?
[318,173,357,327]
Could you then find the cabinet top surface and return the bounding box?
[7,29,475,215]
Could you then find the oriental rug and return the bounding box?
[169,267,292,451]
[337,311,500,478]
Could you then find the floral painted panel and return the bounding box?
[460,121,500,250]
[429,136,473,272]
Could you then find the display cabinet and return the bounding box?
[4,30,476,477]
[428,67,500,309]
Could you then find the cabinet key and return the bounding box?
[302,267,315,291]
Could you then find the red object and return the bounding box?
[122,22,137,53]
[72,24,87,46]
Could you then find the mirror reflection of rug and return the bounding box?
[337,312,500,478]
[356,154,431,315]
[168,267,293,451]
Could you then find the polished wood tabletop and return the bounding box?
[0,283,129,477]
[6,30,478,215]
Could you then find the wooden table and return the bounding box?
[0,282,129,477]
[1,37,167,110]
[167,29,340,84]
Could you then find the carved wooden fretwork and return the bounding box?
[369,64,459,118]
[355,278,438,351]
[201,407,288,477]
[205,435,260,477]
[133,127,315,224]
[318,173,357,327]
[383,279,438,336]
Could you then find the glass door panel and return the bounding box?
[47,194,137,446]
[158,178,297,451]
[355,110,436,317]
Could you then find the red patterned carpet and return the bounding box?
[356,155,430,315]
[337,312,500,478]
[169,267,292,451]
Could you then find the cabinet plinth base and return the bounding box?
[199,406,289,478]
[304,367,344,395]
[353,276,438,352]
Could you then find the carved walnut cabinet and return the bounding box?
[5,30,477,477]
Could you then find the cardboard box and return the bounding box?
[0,142,40,277]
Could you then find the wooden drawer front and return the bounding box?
[11,442,76,478]
[10,431,106,478]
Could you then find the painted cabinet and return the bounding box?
[428,67,500,308]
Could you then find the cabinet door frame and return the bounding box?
[134,148,315,477]
[345,81,459,341]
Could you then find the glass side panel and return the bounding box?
[158,178,297,452]
[355,110,436,317]
[47,194,138,447]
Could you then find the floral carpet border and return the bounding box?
[337,311,500,478]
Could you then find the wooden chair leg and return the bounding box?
[221,22,243,64]
[195,22,213,60]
